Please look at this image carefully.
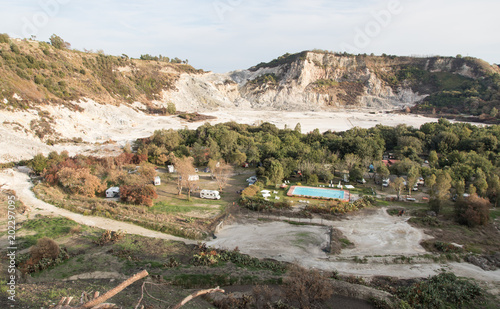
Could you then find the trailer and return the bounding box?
[200,190,221,200]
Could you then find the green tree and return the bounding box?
[474,168,488,197]
[266,159,284,185]
[10,43,20,54]
[407,166,420,195]
[294,122,302,134]
[428,150,439,168]
[49,34,70,49]
[426,174,437,196]
[307,174,319,186]
[433,170,452,201]
[30,154,48,175]
[490,107,498,118]
[350,166,364,182]
[391,177,406,201]
[0,33,9,43]
[343,154,360,172]
[230,150,247,166]
[166,102,176,115]
[468,184,477,195]
[454,178,466,196]
[486,174,500,207]
[375,162,390,186]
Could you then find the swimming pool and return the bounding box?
[287,186,350,201]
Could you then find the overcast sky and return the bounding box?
[1,0,499,72]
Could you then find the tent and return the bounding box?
[261,190,271,194]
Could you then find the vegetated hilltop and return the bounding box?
[234,51,500,119]
[1,34,499,117]
[0,34,202,111]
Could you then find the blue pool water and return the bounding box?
[290,186,346,200]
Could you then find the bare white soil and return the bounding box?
[0,99,444,163]
[207,211,500,285]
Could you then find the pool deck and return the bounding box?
[287,186,350,202]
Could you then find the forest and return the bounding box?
[28,118,500,229]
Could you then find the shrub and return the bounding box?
[120,184,158,207]
[10,43,20,54]
[93,230,124,245]
[49,34,70,49]
[166,102,176,115]
[397,272,482,308]
[30,237,60,261]
[283,265,334,309]
[454,194,490,227]
[0,33,9,43]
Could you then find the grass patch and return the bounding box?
[339,238,353,248]
[149,201,214,214]
[490,208,500,220]
[18,216,80,248]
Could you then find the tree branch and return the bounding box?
[78,270,149,309]
[172,287,224,309]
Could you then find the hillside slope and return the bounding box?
[2,36,499,114]
[1,35,500,163]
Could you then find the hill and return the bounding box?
[1,35,499,118]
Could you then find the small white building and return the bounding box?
[154,176,161,186]
[167,165,176,173]
[106,187,120,198]
[200,190,220,200]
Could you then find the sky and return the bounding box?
[1,0,499,73]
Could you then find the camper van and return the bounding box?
[200,190,221,200]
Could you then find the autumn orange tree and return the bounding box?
[454,194,490,227]
[174,156,198,199]
[214,160,233,191]
[120,184,158,207]
[56,167,105,197]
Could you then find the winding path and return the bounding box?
[1,169,196,244]
[3,169,500,292]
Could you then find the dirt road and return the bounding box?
[3,168,499,292]
[0,169,196,244]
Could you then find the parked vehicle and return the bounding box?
[246,176,257,185]
[357,178,366,184]
[382,179,390,187]
[200,190,221,200]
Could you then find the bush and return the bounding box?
[397,272,481,308]
[30,237,60,261]
[166,102,176,114]
[10,43,20,54]
[0,33,9,43]
[120,184,158,207]
[49,34,70,49]
[455,194,490,227]
[284,265,334,308]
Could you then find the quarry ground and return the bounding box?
[207,210,500,286]
[0,100,446,163]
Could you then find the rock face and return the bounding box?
[158,52,496,112]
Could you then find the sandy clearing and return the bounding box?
[207,211,500,283]
[208,209,429,259]
[0,100,448,163]
[209,220,330,259]
[0,169,196,244]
